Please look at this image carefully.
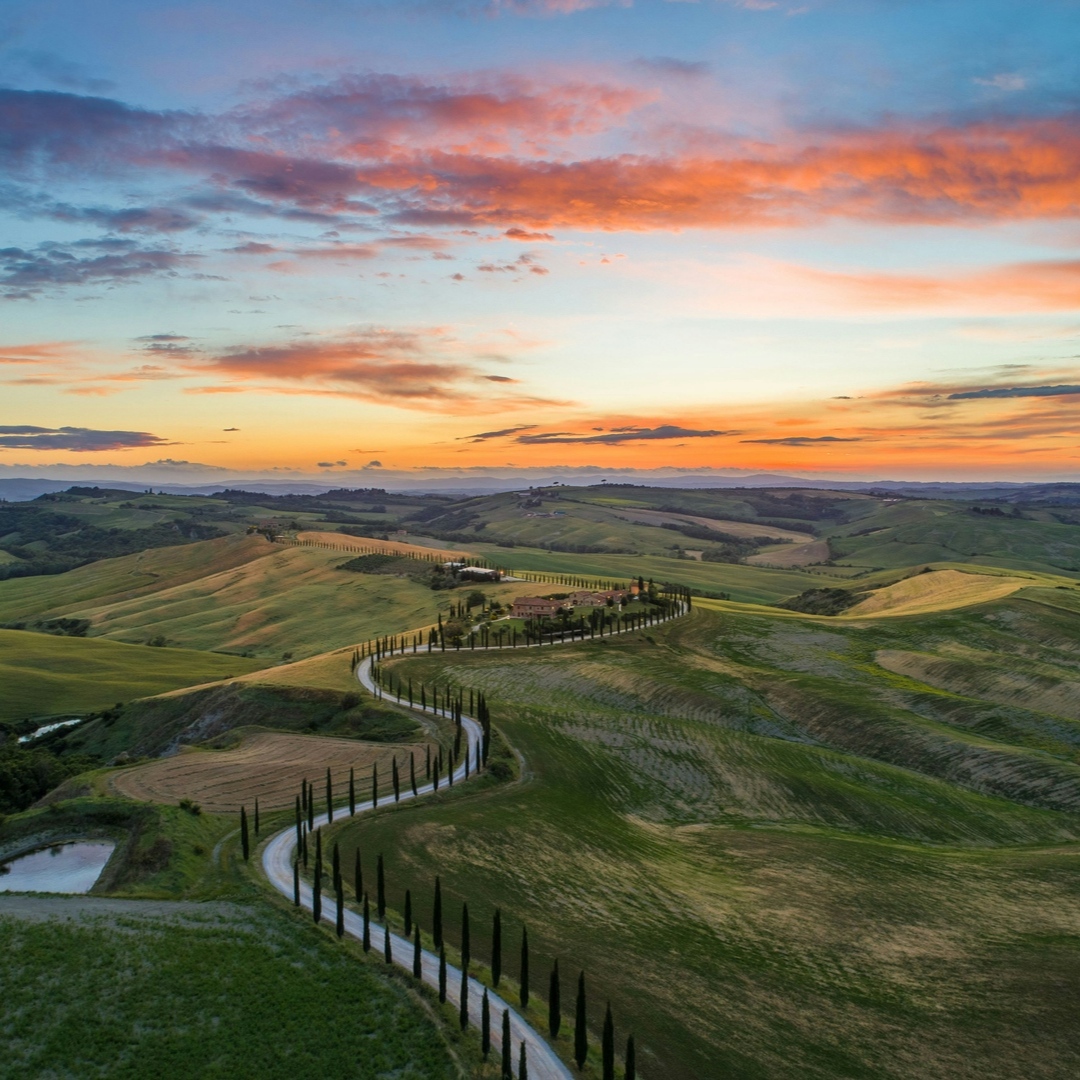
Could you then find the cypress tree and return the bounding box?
[438,946,447,1003]
[254,797,260,835]
[295,794,302,848]
[315,826,322,868]
[549,959,561,1037]
[602,1003,614,1080]
[519,1042,528,1080]
[372,762,379,808]
[384,924,392,964]
[481,989,491,1058]
[336,878,345,938]
[625,1034,636,1080]
[240,806,249,860]
[392,756,400,802]
[492,908,502,986]
[362,893,371,951]
[413,924,422,978]
[519,925,529,1008]
[574,972,587,1069]
[312,856,322,924]
[410,753,418,796]
[433,876,443,948]
[293,857,300,906]
[433,753,440,791]
[461,902,470,971]
[302,827,308,868]
[501,1011,512,1080]
[349,766,356,815]
[307,786,314,830]
[459,965,469,1030]
[404,888,413,935]
[377,853,386,918]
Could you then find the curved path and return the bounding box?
[263,654,573,1080]
[263,602,686,1077]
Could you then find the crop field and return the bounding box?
[0,629,266,722]
[330,597,1080,1078]
[0,892,457,1079]
[840,567,1030,617]
[108,729,430,812]
[0,534,489,659]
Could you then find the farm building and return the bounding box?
[458,566,501,581]
[511,596,564,618]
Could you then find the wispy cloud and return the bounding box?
[948,384,1080,400]
[516,424,731,444]
[740,435,862,445]
[0,424,169,451]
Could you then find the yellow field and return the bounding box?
[746,539,832,567]
[108,729,429,812]
[844,568,1028,617]
[613,507,814,543]
[294,531,468,560]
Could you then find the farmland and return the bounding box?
[0,629,266,723]
[5,483,1080,1078]
[108,729,432,813]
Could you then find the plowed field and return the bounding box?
[108,730,426,813]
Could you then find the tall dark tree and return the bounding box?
[413,924,422,979]
[438,946,447,1003]
[349,766,356,815]
[354,848,363,901]
[312,855,322,924]
[519,1042,528,1080]
[492,907,502,986]
[293,858,300,906]
[425,742,431,778]
[301,827,308,868]
[459,965,469,1030]
[302,777,308,816]
[625,1034,636,1080]
[481,988,491,1059]
[404,888,413,936]
[548,959,561,1037]
[574,972,588,1069]
[240,806,250,861]
[602,1003,614,1080]
[461,902,471,971]
[307,785,314,831]
[433,875,443,948]
[336,877,345,938]
[410,753,418,796]
[519,925,529,1008]
[372,762,379,808]
[254,797,260,835]
[315,827,322,868]
[501,1010,512,1080]
[295,794,302,848]
[362,893,371,952]
[384,923,392,964]
[377,853,386,918]
[392,756,400,802]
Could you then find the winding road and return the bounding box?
[262,600,687,1077]
[262,654,574,1080]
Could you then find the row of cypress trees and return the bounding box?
[350,583,692,667]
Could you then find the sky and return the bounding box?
[3,0,1080,487]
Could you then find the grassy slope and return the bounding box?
[0,533,519,660]
[0,799,460,1080]
[1,904,459,1080]
[0,630,266,722]
[329,602,1080,1079]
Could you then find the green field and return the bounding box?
[328,598,1080,1078]
[0,534,514,660]
[0,630,267,722]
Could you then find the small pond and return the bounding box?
[0,841,115,894]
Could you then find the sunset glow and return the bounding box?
[4,0,1080,485]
